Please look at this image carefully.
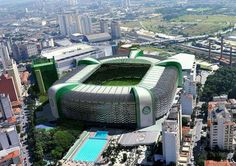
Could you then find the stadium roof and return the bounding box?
[171,53,195,70]
[41,44,96,61]
[84,33,111,43]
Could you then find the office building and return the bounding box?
[41,44,106,73]
[111,21,121,39]
[122,0,131,8]
[162,106,182,165]
[208,96,236,150]
[31,58,58,94]
[49,49,183,128]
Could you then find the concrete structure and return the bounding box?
[31,58,58,94]
[0,74,18,102]
[100,20,109,33]
[18,43,38,58]
[6,60,22,99]
[181,93,194,115]
[162,105,182,165]
[122,0,131,8]
[111,21,121,40]
[0,94,14,124]
[0,126,21,165]
[48,50,183,128]
[41,44,106,73]
[58,13,92,36]
[0,44,11,70]
[83,33,111,43]
[208,96,236,150]
[76,14,92,35]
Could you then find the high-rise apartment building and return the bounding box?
[208,96,236,150]
[162,106,182,165]
[100,19,109,33]
[0,44,11,70]
[0,74,19,102]
[76,14,92,35]
[111,21,121,39]
[0,126,21,165]
[58,13,92,36]
[6,60,22,99]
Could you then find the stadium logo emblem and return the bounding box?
[142,106,151,115]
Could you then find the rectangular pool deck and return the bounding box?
[62,131,109,165]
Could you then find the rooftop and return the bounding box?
[205,160,230,166]
[171,53,195,70]
[41,44,96,61]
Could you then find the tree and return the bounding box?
[202,67,236,102]
[53,131,75,149]
[182,117,189,126]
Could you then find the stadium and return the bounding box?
[48,49,183,128]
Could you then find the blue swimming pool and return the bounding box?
[94,131,108,139]
[72,131,108,162]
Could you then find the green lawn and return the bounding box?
[122,15,236,36]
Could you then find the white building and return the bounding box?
[0,44,11,70]
[171,53,197,97]
[162,106,182,165]
[181,93,194,115]
[58,13,92,36]
[41,44,107,73]
[208,100,236,150]
[76,14,92,35]
[6,60,22,99]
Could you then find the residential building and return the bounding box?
[0,44,11,70]
[0,74,19,102]
[100,19,109,33]
[205,160,230,166]
[0,126,21,166]
[58,13,92,36]
[162,106,182,165]
[76,14,92,35]
[31,58,58,94]
[181,92,194,115]
[0,94,15,125]
[111,21,121,39]
[5,60,22,99]
[208,96,236,150]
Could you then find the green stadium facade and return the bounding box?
[31,58,59,94]
[48,50,183,128]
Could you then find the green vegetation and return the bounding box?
[122,14,236,36]
[196,148,228,166]
[29,117,84,165]
[201,67,236,102]
[84,64,150,86]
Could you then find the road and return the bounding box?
[20,101,33,166]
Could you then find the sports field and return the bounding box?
[102,78,141,86]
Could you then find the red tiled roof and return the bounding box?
[205,160,230,166]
